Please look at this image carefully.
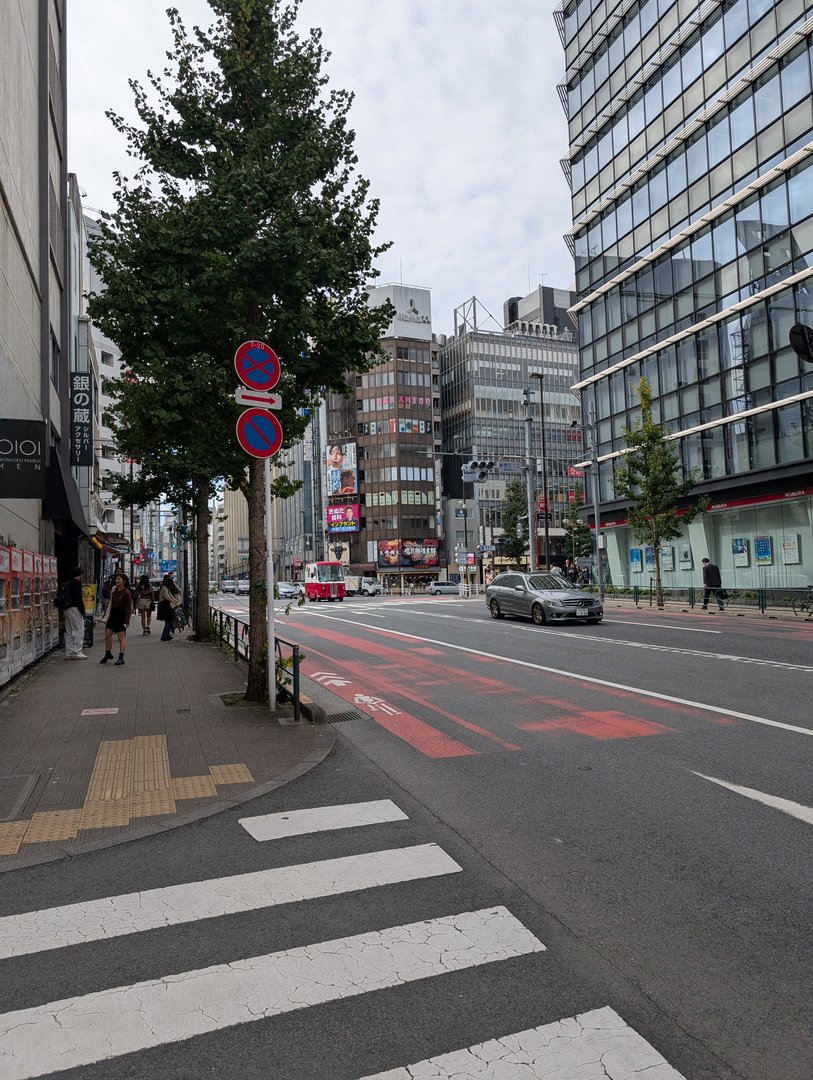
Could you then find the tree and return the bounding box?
[88,0,392,699]
[500,480,530,566]
[612,377,708,606]
[562,489,592,560]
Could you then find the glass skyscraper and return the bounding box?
[561,0,813,588]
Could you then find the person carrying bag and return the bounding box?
[158,574,183,641]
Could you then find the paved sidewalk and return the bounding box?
[0,625,334,872]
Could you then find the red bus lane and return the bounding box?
[294,617,743,759]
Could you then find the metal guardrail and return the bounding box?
[581,584,811,615]
[209,606,302,720]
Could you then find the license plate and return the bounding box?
[576,609,588,616]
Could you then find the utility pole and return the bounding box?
[530,373,549,570]
[587,404,604,603]
[522,388,537,572]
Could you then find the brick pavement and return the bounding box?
[0,625,334,871]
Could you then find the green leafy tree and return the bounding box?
[562,488,593,560]
[88,0,392,699]
[500,480,530,566]
[613,378,708,606]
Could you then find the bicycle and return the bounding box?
[791,587,813,617]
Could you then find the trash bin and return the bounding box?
[83,614,94,650]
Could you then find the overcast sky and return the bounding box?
[68,1,573,336]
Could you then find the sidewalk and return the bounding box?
[0,624,334,872]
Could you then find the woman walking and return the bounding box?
[135,574,155,634]
[157,574,183,641]
[100,573,132,665]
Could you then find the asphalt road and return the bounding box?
[1,593,809,1079]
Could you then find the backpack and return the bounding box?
[54,582,70,610]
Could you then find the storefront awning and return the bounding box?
[43,449,89,535]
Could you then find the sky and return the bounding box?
[68,1,573,337]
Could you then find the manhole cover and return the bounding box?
[0,774,38,821]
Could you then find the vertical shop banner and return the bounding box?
[0,418,47,498]
[326,440,358,496]
[70,374,94,466]
[731,537,749,567]
[781,533,799,564]
[754,535,773,565]
[659,545,674,571]
[629,548,643,573]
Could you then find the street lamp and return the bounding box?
[571,407,604,603]
[529,373,550,570]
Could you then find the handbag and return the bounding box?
[718,589,729,601]
[173,606,187,630]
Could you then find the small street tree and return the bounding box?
[613,378,708,606]
[500,480,531,566]
[88,0,392,700]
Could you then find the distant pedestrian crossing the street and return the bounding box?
[0,799,686,1079]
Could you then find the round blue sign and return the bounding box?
[234,341,281,392]
[236,408,283,459]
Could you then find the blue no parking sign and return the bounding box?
[233,341,281,392]
[235,408,283,459]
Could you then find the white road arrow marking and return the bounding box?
[691,771,813,827]
[310,671,352,687]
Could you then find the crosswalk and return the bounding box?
[0,799,687,1079]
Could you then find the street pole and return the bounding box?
[264,458,275,708]
[530,373,549,570]
[588,404,604,603]
[523,387,537,572]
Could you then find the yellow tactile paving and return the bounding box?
[0,737,256,856]
[210,763,255,785]
[80,798,131,830]
[0,821,30,856]
[173,774,218,800]
[23,809,83,844]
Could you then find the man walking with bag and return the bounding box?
[701,557,725,611]
[62,566,87,659]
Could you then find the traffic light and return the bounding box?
[463,459,494,482]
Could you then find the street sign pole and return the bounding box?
[265,457,274,705]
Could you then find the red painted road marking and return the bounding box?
[520,711,677,740]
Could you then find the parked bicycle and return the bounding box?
[791,587,813,617]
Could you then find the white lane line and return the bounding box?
[307,613,813,737]
[360,1005,685,1080]
[0,907,544,1080]
[240,799,407,841]
[0,844,460,960]
[692,772,813,827]
[605,620,722,634]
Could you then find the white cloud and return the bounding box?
[68,0,573,335]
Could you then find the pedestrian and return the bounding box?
[135,574,155,635]
[157,574,183,641]
[62,566,87,660]
[100,572,132,664]
[701,557,725,611]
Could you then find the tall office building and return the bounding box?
[561,0,813,587]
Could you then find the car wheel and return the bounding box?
[531,603,546,625]
[362,589,369,596]
[489,599,503,620]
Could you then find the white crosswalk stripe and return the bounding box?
[0,844,460,959]
[0,799,687,1079]
[0,908,544,1080]
[359,1005,686,1079]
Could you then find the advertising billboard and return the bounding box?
[0,419,47,498]
[376,538,439,569]
[368,284,432,343]
[326,440,358,496]
[326,503,359,534]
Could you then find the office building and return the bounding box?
[562,0,813,587]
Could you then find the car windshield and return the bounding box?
[527,574,572,591]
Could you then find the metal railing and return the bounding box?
[209,606,303,720]
[582,583,810,616]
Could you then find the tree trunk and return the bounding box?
[245,456,268,701]
[652,527,664,608]
[192,486,212,639]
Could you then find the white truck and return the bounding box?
[344,575,381,596]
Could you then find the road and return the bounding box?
[0,593,809,1078]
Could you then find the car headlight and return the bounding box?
[546,597,566,607]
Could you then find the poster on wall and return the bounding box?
[644,546,656,571]
[660,545,674,571]
[781,533,800,564]
[325,441,358,496]
[731,538,749,567]
[753,535,773,565]
[678,544,693,569]
[629,548,643,573]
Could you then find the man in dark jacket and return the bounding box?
[63,566,87,659]
[701,557,725,611]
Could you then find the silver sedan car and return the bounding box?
[485,571,603,625]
